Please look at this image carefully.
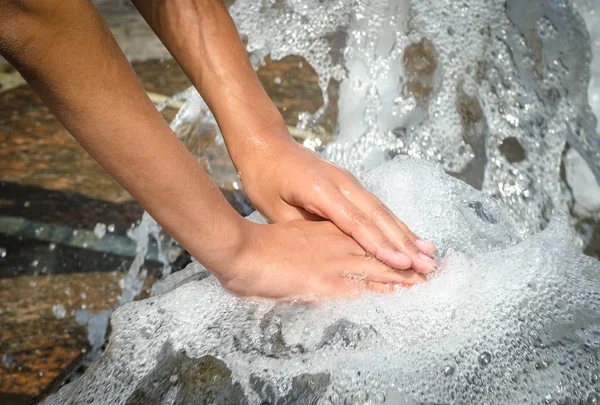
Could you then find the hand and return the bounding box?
[210,220,425,300]
[236,132,438,274]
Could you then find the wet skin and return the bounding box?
[0,0,436,299]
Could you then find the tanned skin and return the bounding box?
[0,0,437,299]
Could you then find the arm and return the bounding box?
[132,0,438,273]
[0,0,424,299]
[0,0,243,273]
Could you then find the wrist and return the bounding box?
[206,85,297,169]
[204,219,261,294]
[229,113,299,170]
[183,211,249,277]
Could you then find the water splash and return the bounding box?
[42,157,600,404]
[46,1,600,403]
[231,0,600,238]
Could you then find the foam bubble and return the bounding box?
[42,1,600,403]
[43,157,600,404]
[230,0,600,236]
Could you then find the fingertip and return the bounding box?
[378,250,412,270]
[394,270,426,286]
[415,238,437,256]
[411,252,438,274]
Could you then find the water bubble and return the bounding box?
[41,0,600,403]
[442,365,456,376]
[2,353,15,367]
[478,351,493,367]
[588,392,600,405]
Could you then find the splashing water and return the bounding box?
[46,0,600,404]
[231,0,600,237]
[43,157,600,404]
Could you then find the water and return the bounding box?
[43,157,600,404]
[46,0,600,403]
[231,0,600,238]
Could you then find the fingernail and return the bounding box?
[416,239,436,253]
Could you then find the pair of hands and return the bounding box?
[211,135,437,300]
[0,0,433,302]
[125,0,435,300]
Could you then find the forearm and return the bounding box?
[0,0,245,271]
[131,0,294,169]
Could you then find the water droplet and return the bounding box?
[2,353,15,367]
[94,223,107,239]
[53,304,66,319]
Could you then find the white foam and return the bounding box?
[574,0,600,134]
[231,0,600,236]
[42,1,600,403]
[43,157,600,404]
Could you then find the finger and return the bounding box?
[395,218,437,256]
[314,187,413,270]
[288,206,324,221]
[349,189,437,273]
[343,256,426,285]
[335,172,437,257]
[266,202,324,223]
[365,282,396,294]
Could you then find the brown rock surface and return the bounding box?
[0,272,122,397]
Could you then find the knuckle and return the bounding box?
[310,177,336,199]
[309,177,324,195]
[372,203,393,220]
[349,211,370,228]
[401,237,418,251]
[376,238,397,253]
[339,168,357,181]
[398,224,418,241]
[395,219,408,230]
